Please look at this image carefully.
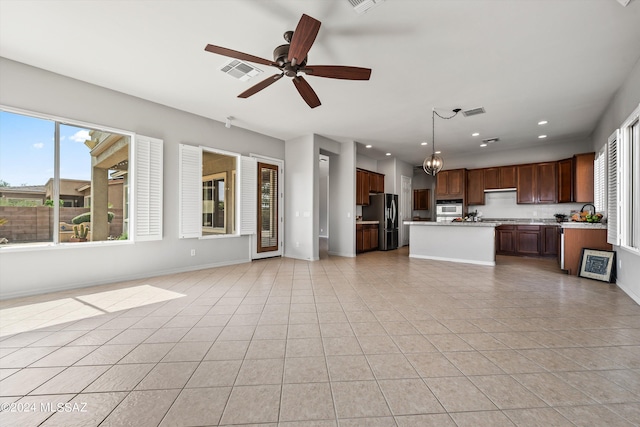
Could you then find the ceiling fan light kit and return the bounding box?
[205,14,372,108]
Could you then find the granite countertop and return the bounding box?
[356,220,379,225]
[561,222,607,229]
[404,221,499,227]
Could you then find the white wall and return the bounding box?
[317,136,356,258]
[284,135,316,261]
[590,57,640,305]
[0,58,284,299]
[319,157,329,237]
[444,137,593,170]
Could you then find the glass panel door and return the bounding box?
[257,162,278,253]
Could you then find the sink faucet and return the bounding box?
[581,203,596,215]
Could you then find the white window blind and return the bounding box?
[240,156,257,235]
[594,146,606,213]
[134,135,163,241]
[179,144,202,239]
[607,130,620,246]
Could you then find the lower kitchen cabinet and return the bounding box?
[356,223,379,253]
[496,224,559,258]
[562,227,611,275]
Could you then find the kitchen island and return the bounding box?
[405,221,500,266]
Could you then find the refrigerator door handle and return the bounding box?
[390,199,397,225]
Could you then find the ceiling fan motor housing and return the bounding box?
[273,44,307,71]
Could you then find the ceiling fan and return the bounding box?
[204,14,372,108]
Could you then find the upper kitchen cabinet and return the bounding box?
[356,169,370,206]
[558,158,573,203]
[557,153,595,203]
[436,169,466,200]
[413,189,430,210]
[517,162,557,204]
[466,169,485,205]
[573,152,595,203]
[484,166,516,190]
[356,168,385,206]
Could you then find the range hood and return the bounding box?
[484,188,517,193]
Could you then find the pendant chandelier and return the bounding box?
[423,108,461,176]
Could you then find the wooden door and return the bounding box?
[496,226,516,255]
[436,171,449,197]
[541,226,558,256]
[517,164,536,204]
[466,169,485,205]
[257,162,280,254]
[536,162,558,203]
[448,169,463,197]
[500,166,517,188]
[557,158,573,203]
[484,168,499,190]
[573,152,595,203]
[516,226,541,255]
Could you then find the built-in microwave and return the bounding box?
[436,199,463,217]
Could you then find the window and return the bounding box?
[608,104,640,252]
[179,144,255,239]
[0,107,162,246]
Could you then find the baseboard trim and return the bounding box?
[409,254,495,266]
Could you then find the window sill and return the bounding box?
[0,239,134,253]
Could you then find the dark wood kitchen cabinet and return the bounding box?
[558,158,573,203]
[356,169,370,206]
[484,166,517,190]
[413,189,430,210]
[496,225,516,255]
[541,225,558,256]
[356,169,385,206]
[573,152,595,203]
[436,169,466,200]
[466,169,485,205]
[356,223,379,253]
[516,162,557,204]
[516,225,542,256]
[496,224,559,257]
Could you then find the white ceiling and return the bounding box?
[1,0,639,166]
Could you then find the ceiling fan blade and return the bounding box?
[238,73,284,98]
[288,14,321,65]
[205,44,277,67]
[302,65,372,80]
[292,76,321,108]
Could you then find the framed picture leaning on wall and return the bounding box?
[578,248,616,283]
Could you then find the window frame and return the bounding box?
[615,103,640,254]
[0,104,161,250]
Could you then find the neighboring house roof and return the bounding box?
[0,185,46,195]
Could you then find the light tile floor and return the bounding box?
[1,247,639,426]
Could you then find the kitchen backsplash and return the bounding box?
[468,191,586,219]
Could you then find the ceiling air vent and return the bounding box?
[482,137,499,144]
[346,0,386,14]
[462,107,486,117]
[220,59,263,82]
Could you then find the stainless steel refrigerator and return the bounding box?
[363,193,398,251]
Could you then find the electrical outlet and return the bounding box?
[190,249,196,256]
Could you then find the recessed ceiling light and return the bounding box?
[538,120,548,125]
[435,151,441,154]
[385,152,391,156]
[421,142,427,146]
[538,135,547,139]
[472,133,480,137]
[480,143,488,147]
[365,144,372,148]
